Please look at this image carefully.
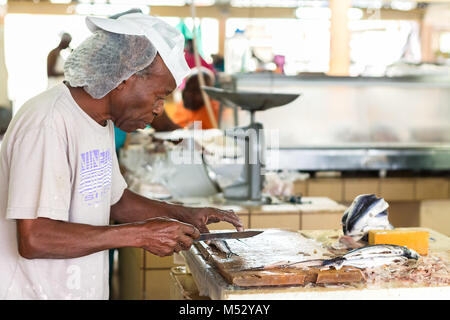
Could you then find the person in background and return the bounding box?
[184,38,215,73]
[171,67,219,130]
[0,107,11,136]
[211,54,224,73]
[47,32,72,89]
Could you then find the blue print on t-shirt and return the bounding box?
[79,149,112,206]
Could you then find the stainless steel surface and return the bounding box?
[202,86,300,112]
[219,122,265,202]
[196,230,263,242]
[229,73,450,171]
[265,144,450,171]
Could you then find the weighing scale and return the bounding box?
[202,86,300,204]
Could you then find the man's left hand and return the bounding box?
[180,207,244,234]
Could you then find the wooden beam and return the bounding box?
[7,2,73,15]
[151,6,297,19]
[329,0,350,76]
[361,8,425,21]
[421,22,434,62]
[6,2,430,21]
[218,16,226,56]
[6,3,297,18]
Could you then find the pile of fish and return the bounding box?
[341,194,394,242]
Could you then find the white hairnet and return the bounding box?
[85,13,190,88]
[64,30,157,99]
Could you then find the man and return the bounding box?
[0,13,243,299]
[47,32,72,89]
[171,67,220,129]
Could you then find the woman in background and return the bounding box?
[171,67,219,130]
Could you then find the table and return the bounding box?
[182,228,450,300]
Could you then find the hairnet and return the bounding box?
[64,30,157,99]
[85,13,190,88]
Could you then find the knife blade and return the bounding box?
[195,230,263,242]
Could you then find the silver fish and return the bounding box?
[245,244,420,271]
[322,244,420,270]
[210,240,239,259]
[342,194,394,241]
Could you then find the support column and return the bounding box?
[0,3,9,108]
[420,22,434,63]
[218,16,226,57]
[329,0,350,76]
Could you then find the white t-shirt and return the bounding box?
[0,83,127,299]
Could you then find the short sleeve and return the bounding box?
[110,149,127,205]
[6,127,71,221]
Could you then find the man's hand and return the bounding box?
[179,207,244,234]
[134,217,200,256]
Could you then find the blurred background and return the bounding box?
[0,0,450,146]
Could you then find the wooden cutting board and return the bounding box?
[195,229,363,287]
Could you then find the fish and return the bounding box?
[210,240,239,259]
[243,244,420,271]
[322,244,420,270]
[342,194,394,241]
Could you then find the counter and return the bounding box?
[181,228,450,300]
[118,197,347,300]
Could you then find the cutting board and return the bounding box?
[195,229,363,287]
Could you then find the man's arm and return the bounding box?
[110,189,193,223]
[111,189,244,233]
[16,216,199,260]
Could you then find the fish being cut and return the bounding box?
[210,240,239,258]
[342,194,394,241]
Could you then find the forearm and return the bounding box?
[17,217,142,259]
[110,189,189,224]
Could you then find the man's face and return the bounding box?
[109,55,176,133]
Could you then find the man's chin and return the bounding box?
[117,125,135,133]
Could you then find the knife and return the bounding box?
[195,230,263,242]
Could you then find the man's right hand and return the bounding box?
[134,217,200,257]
